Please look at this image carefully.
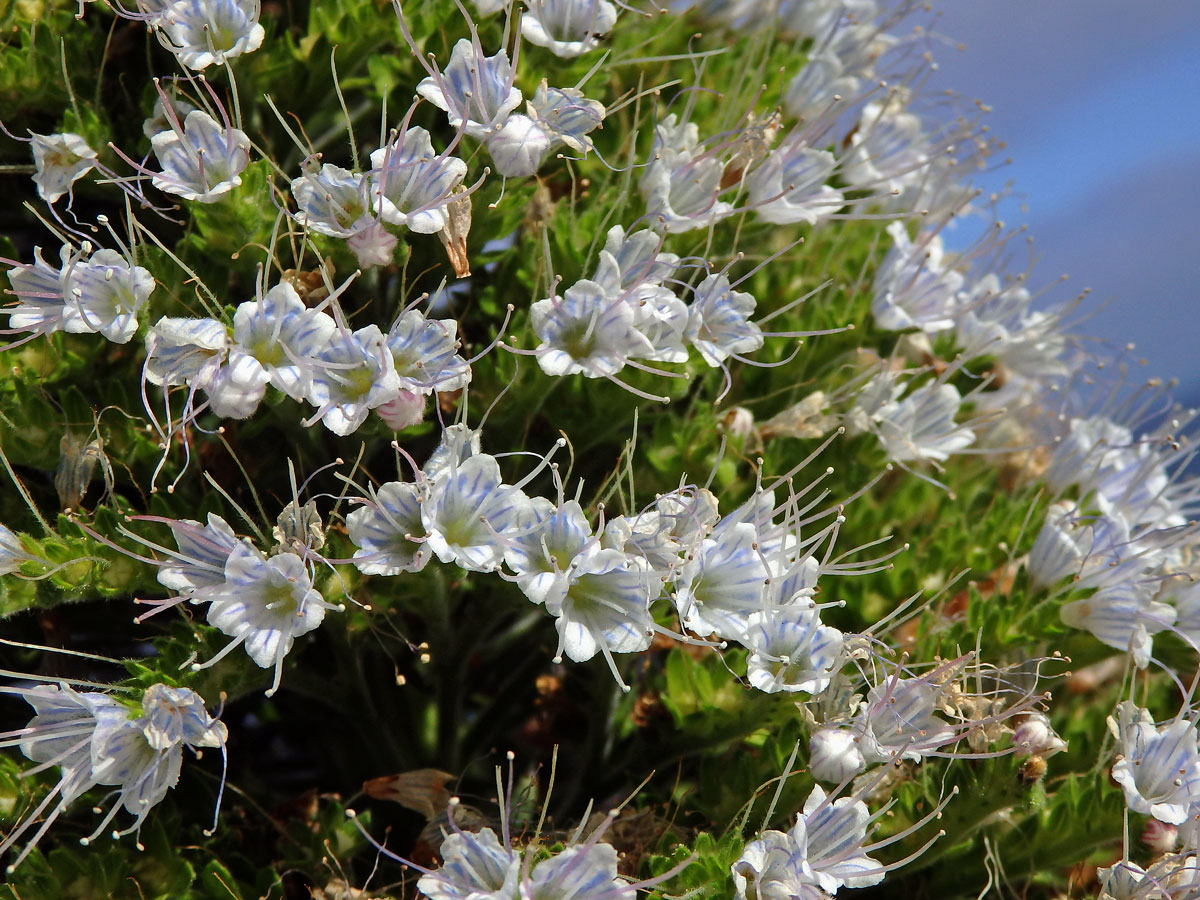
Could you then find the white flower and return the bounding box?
[1012,713,1067,759]
[144,316,230,389]
[421,454,525,573]
[205,349,272,418]
[505,499,593,606]
[30,132,97,203]
[0,682,226,870]
[528,83,606,153]
[150,110,251,202]
[639,115,733,233]
[6,244,153,343]
[732,784,882,900]
[419,827,519,900]
[685,274,763,367]
[747,141,842,226]
[808,727,866,783]
[590,226,680,295]
[742,604,844,694]
[232,282,336,401]
[291,164,374,238]
[417,38,523,139]
[673,522,769,638]
[872,222,964,334]
[61,249,155,343]
[624,283,689,364]
[0,524,31,575]
[783,50,861,125]
[548,547,654,665]
[370,126,467,233]
[139,683,226,751]
[193,544,338,694]
[1061,583,1175,669]
[858,675,955,764]
[601,486,718,574]
[522,844,634,900]
[1110,703,1200,825]
[531,280,652,378]
[858,378,975,464]
[732,829,815,900]
[521,0,617,57]
[799,785,883,892]
[156,512,243,593]
[486,114,555,177]
[386,308,471,395]
[423,423,484,481]
[840,93,931,198]
[157,0,265,70]
[347,481,430,575]
[5,245,68,336]
[306,324,402,435]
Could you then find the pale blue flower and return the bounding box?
[157,0,265,70]
[306,324,402,435]
[205,349,272,418]
[157,513,243,593]
[233,282,336,401]
[417,38,523,139]
[419,827,519,900]
[421,454,525,572]
[386,308,471,395]
[590,226,680,295]
[0,681,227,869]
[531,280,652,377]
[1110,703,1200,825]
[529,83,606,153]
[522,844,634,900]
[548,547,654,665]
[423,424,484,481]
[5,245,75,337]
[747,141,843,226]
[639,115,733,233]
[30,132,97,204]
[625,283,690,364]
[193,544,338,694]
[1060,582,1175,669]
[685,274,763,367]
[60,248,154,343]
[347,481,430,575]
[139,683,226,751]
[143,316,229,389]
[798,785,883,892]
[486,114,555,177]
[521,0,617,57]
[505,499,594,605]
[783,50,861,125]
[6,244,153,343]
[291,164,373,238]
[858,675,955,764]
[872,222,963,333]
[370,126,467,233]
[742,604,844,694]
[674,521,769,638]
[150,109,251,203]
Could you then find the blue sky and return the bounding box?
[922,2,1200,400]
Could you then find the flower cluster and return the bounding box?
[0,0,1195,896]
[0,682,225,871]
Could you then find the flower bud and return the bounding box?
[809,727,865,783]
[1013,712,1067,758]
